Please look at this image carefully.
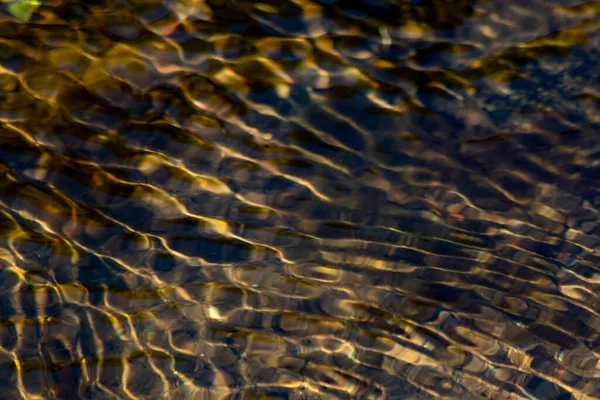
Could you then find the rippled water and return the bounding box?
[0,0,599,398]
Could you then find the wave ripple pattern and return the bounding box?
[0,0,599,398]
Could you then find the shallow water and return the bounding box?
[0,0,599,398]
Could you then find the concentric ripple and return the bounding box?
[0,0,599,398]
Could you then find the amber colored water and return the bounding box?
[0,0,599,398]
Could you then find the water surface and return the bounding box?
[0,0,599,398]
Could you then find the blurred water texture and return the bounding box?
[0,0,599,398]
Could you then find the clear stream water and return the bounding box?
[0,0,599,398]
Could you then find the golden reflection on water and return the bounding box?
[0,0,599,398]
